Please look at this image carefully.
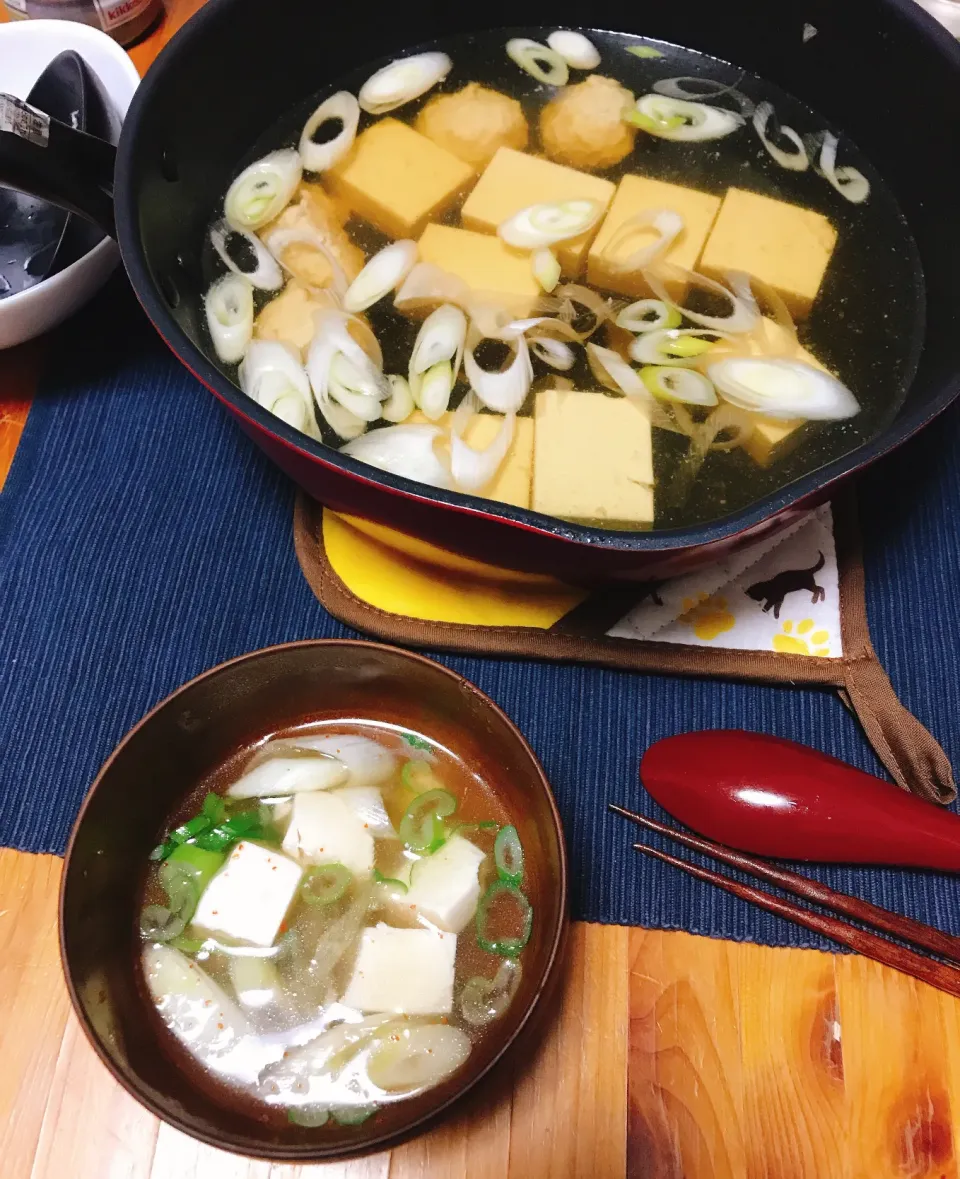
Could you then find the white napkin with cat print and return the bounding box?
[607,503,842,657]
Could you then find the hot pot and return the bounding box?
[3,0,960,582]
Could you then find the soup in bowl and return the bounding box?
[60,641,567,1160]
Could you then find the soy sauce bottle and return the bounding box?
[2,0,161,46]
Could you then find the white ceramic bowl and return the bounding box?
[0,19,140,349]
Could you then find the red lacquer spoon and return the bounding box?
[640,730,960,870]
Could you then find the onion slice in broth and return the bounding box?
[382,374,415,422]
[225,150,302,232]
[601,209,684,275]
[460,959,522,1027]
[653,76,755,117]
[587,342,651,401]
[409,304,467,419]
[410,305,467,376]
[616,299,681,334]
[630,328,729,367]
[228,753,348,798]
[254,733,397,786]
[359,52,451,114]
[644,266,760,335]
[708,357,860,420]
[531,247,561,293]
[341,424,454,489]
[307,309,389,408]
[449,393,515,492]
[506,38,569,86]
[344,240,418,313]
[498,200,603,249]
[204,274,253,363]
[300,91,360,173]
[240,340,320,438]
[753,101,809,171]
[366,1023,472,1092]
[813,131,871,204]
[546,30,600,70]
[640,365,718,406]
[318,397,367,441]
[546,283,613,341]
[531,336,576,370]
[328,353,388,421]
[630,94,743,140]
[210,221,282,291]
[464,327,533,414]
[143,945,254,1078]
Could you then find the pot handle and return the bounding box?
[0,94,117,238]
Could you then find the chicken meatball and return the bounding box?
[416,83,528,170]
[540,75,636,170]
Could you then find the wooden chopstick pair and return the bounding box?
[608,802,960,998]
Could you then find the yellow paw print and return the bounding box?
[773,618,831,657]
[679,592,736,641]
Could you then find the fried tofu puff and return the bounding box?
[540,75,636,170]
[259,183,365,290]
[416,83,528,170]
[253,282,338,353]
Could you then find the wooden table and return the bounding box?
[2,6,959,1176]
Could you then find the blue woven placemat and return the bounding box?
[2,279,958,950]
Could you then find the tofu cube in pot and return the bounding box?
[587,174,721,301]
[282,790,376,876]
[192,840,302,948]
[417,223,540,313]
[402,834,486,933]
[699,187,837,319]
[533,389,654,528]
[342,924,458,1015]
[329,119,475,239]
[461,147,614,275]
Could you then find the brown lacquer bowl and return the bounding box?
[59,640,568,1161]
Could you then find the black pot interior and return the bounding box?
[116,0,960,550]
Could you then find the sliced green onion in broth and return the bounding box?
[494,825,525,886]
[475,880,533,956]
[399,788,457,853]
[301,862,353,906]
